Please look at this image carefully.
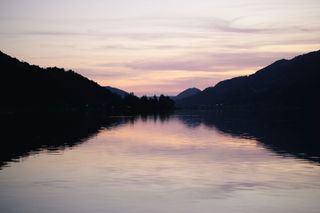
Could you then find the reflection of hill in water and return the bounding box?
[176,110,320,164]
[1,110,319,169]
[0,112,129,168]
[0,112,173,169]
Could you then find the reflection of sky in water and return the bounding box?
[1,115,320,213]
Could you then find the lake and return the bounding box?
[1,111,320,213]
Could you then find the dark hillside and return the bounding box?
[176,50,320,111]
[0,51,121,111]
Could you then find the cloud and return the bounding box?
[204,18,274,34]
[77,68,132,78]
[2,15,319,45]
[0,30,204,41]
[96,44,193,51]
[26,31,82,36]
[122,51,301,72]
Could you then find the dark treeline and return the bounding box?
[123,93,174,112]
[0,51,175,113]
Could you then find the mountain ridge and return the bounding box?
[176,50,320,110]
[173,87,201,100]
[0,51,122,111]
[104,86,129,98]
[0,51,175,113]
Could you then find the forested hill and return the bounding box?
[0,51,121,111]
[104,86,129,98]
[173,88,201,100]
[0,51,175,113]
[176,50,320,111]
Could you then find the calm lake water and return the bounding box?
[1,111,320,213]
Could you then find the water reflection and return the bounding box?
[176,110,320,164]
[1,111,320,213]
[1,110,319,169]
[0,112,129,168]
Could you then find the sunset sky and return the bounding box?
[1,0,320,95]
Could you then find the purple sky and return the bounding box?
[1,0,320,95]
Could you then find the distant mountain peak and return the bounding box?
[173,87,201,100]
